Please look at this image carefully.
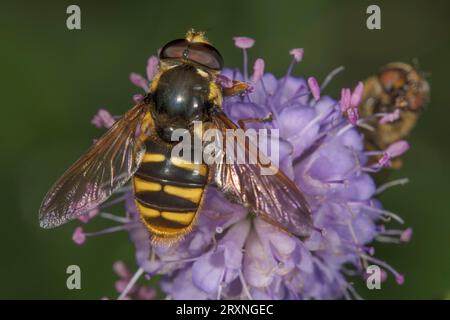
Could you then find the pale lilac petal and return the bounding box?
[216,74,234,88]
[162,269,209,300]
[278,105,319,158]
[220,68,244,82]
[296,246,314,273]
[243,231,274,288]
[252,58,265,83]
[225,102,267,122]
[221,220,250,269]
[192,252,225,294]
[337,123,365,152]
[271,76,308,108]
[335,173,376,201]
[246,72,278,105]
[254,219,296,257]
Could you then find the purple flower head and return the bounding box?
[72,36,412,300]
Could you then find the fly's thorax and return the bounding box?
[151,64,213,142]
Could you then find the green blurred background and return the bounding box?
[0,0,449,299]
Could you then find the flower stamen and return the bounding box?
[117,267,144,300]
[375,178,410,195]
[239,270,253,300]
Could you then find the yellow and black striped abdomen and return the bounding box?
[133,138,208,242]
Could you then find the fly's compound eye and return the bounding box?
[187,42,223,71]
[379,68,407,92]
[159,39,189,60]
[159,39,224,71]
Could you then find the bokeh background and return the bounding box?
[0,0,449,299]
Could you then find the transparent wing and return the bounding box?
[211,112,313,237]
[39,102,152,228]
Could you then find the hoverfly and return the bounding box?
[39,30,313,244]
[360,62,429,168]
